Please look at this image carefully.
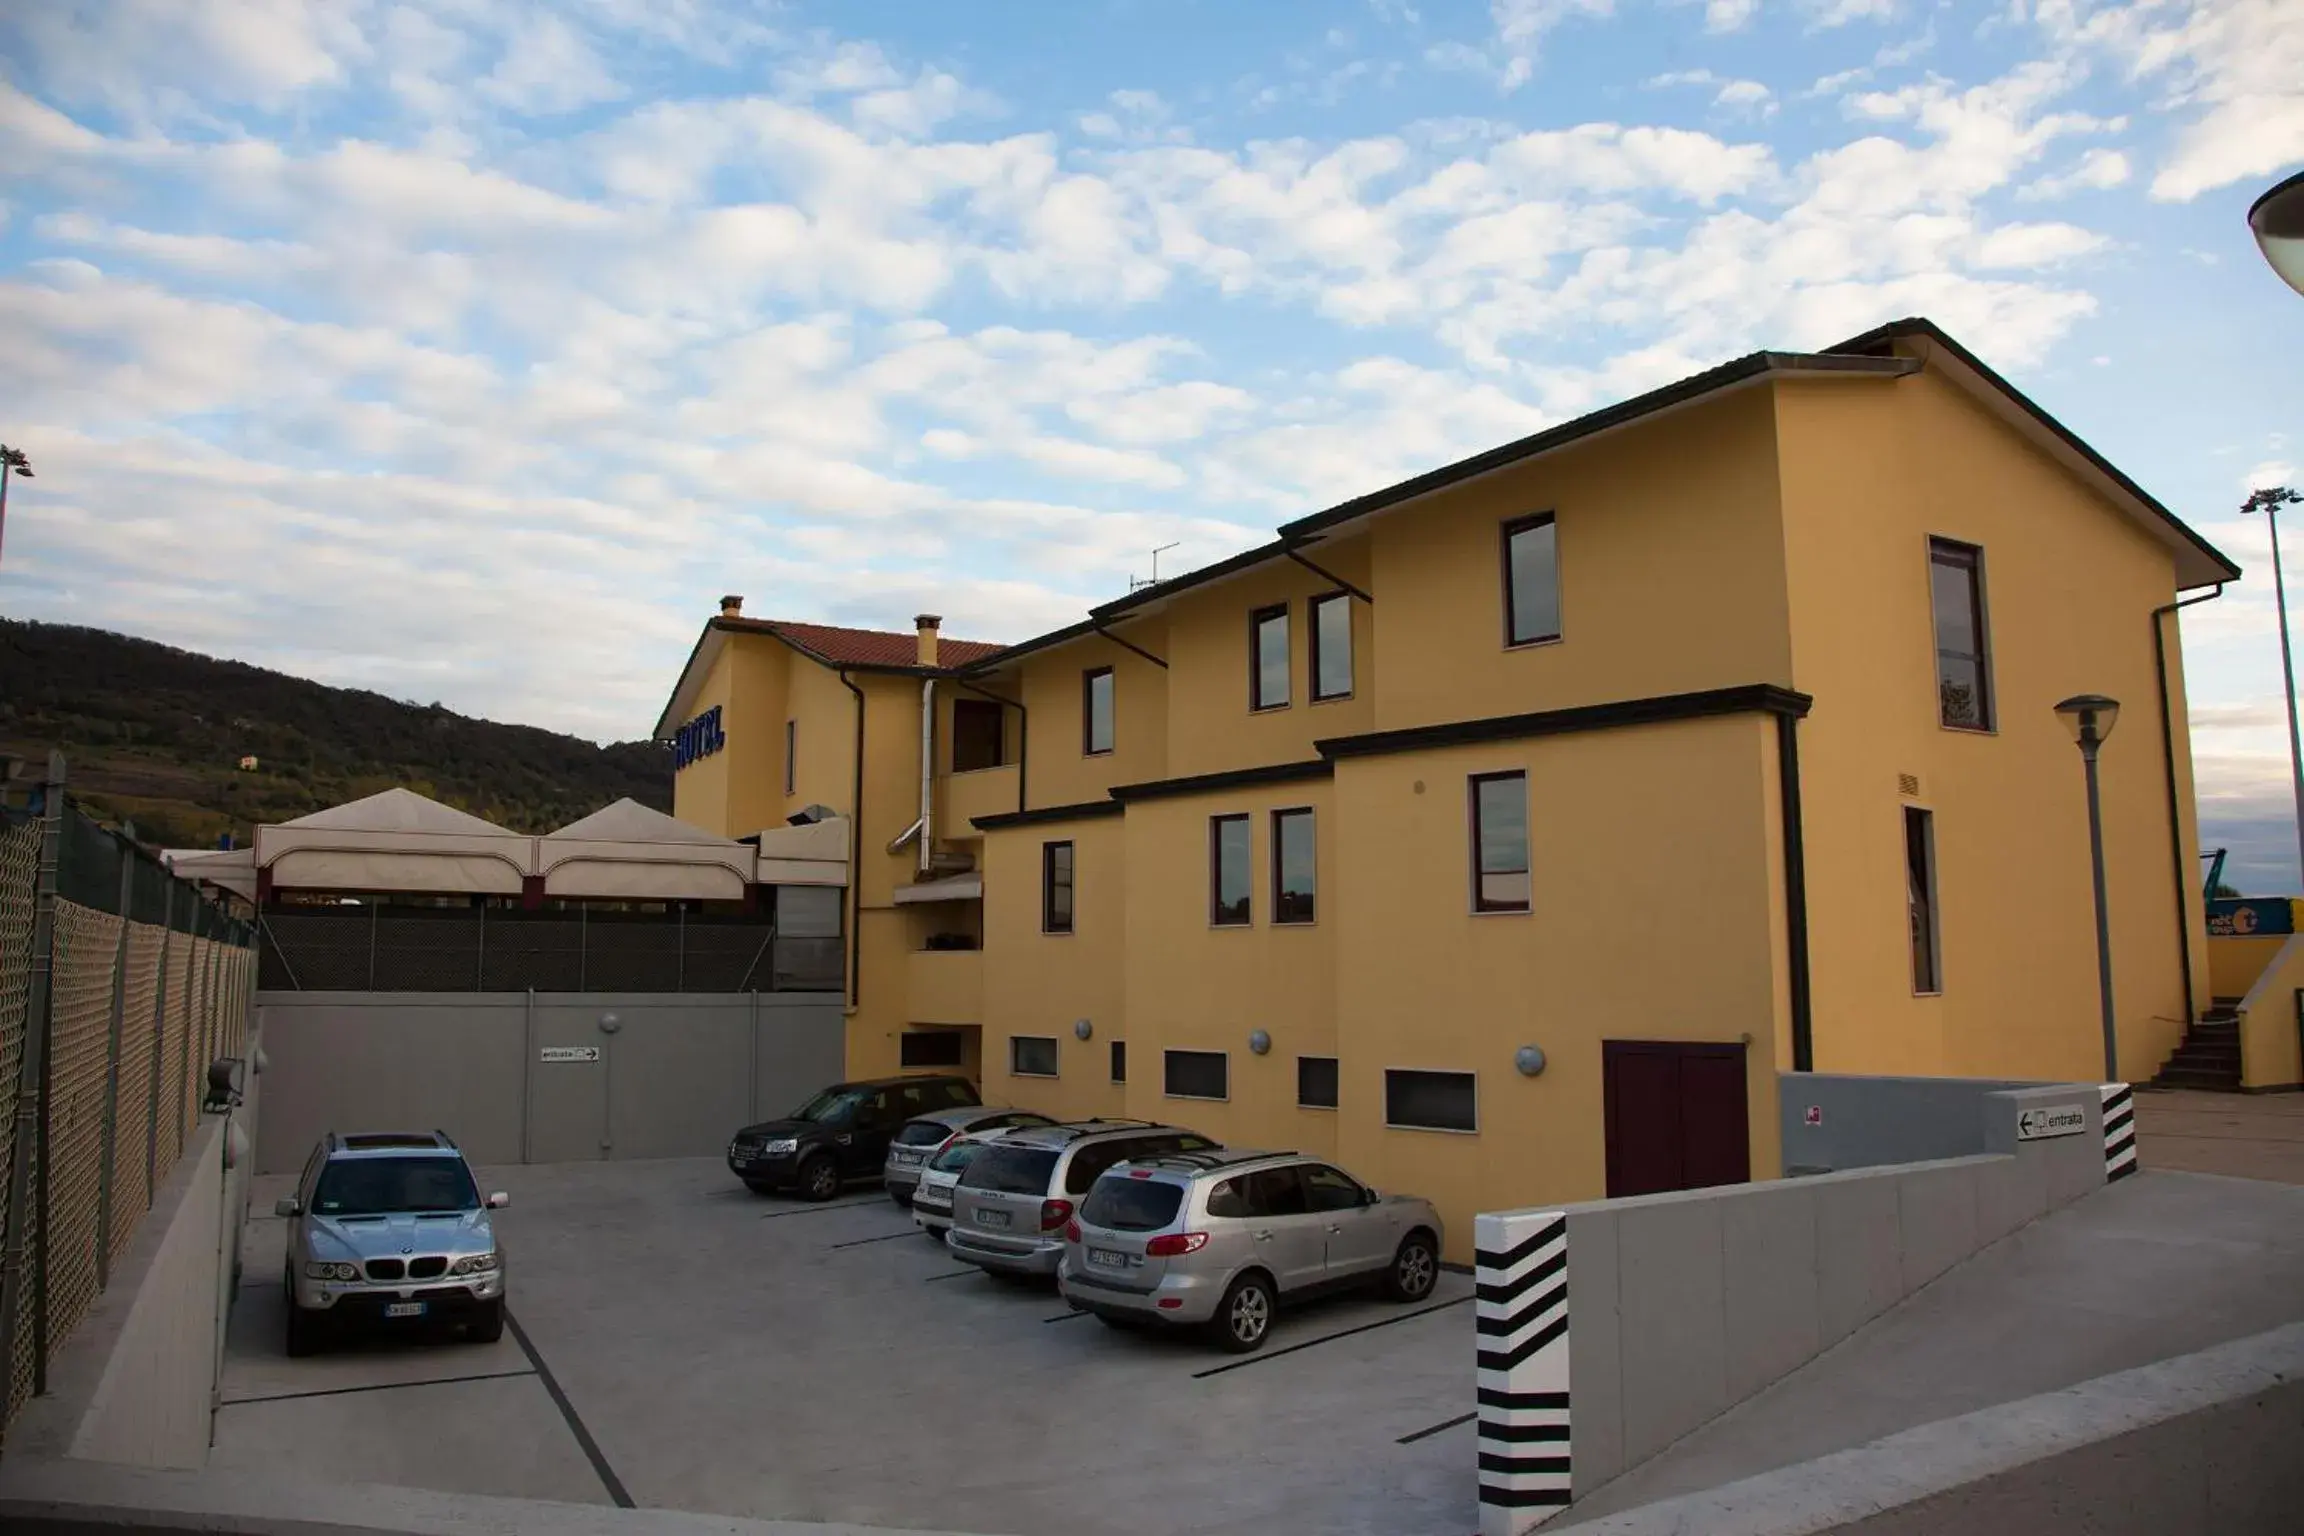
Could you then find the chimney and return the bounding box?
[720,594,744,619]
[915,613,942,667]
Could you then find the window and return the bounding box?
[1205,1177,1249,1218]
[1083,667,1115,755]
[953,698,1005,772]
[1110,1039,1127,1083]
[1010,1035,1059,1078]
[783,719,797,795]
[1470,771,1531,913]
[1929,539,1992,730]
[1297,1055,1339,1109]
[1082,1177,1184,1231]
[1386,1069,1478,1132]
[1906,807,1941,994]
[1210,814,1252,926]
[1272,807,1316,924]
[1250,604,1291,710]
[1066,1138,1152,1195]
[1164,1048,1229,1101]
[1303,1163,1364,1211]
[900,1030,965,1069]
[1310,592,1353,701]
[1504,513,1561,647]
[966,1145,1060,1193]
[1243,1166,1308,1216]
[1042,841,1075,934]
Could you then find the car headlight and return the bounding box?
[762,1138,798,1155]
[303,1261,359,1281]
[449,1251,500,1276]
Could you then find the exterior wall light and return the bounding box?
[1073,1018,1093,1040]
[1247,1029,1272,1055]
[1514,1045,1547,1077]
[598,1012,622,1035]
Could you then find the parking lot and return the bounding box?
[216,1156,1478,1536]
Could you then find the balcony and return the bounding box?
[907,947,983,1025]
[940,765,1020,835]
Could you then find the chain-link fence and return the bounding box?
[0,758,253,1444]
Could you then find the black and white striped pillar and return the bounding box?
[2100,1081,2136,1182]
[1475,1209,1571,1535]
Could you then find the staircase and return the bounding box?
[2149,1000,2243,1091]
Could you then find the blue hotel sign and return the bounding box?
[674,705,726,770]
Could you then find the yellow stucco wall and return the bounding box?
[1774,368,2207,1085]
[1330,715,1787,1257]
[2236,932,2304,1089]
[979,816,1129,1120]
[1008,626,1172,811]
[2211,935,2290,1005]
[670,635,789,839]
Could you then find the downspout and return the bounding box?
[2154,583,2226,1031]
[919,678,936,876]
[1777,710,1814,1072]
[840,669,865,1011]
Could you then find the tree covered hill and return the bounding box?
[0,618,670,849]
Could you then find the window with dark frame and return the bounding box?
[1906,806,1941,994]
[1310,592,1353,701]
[1042,841,1075,934]
[952,698,1005,772]
[1110,1039,1126,1083]
[1470,771,1531,913]
[1083,666,1115,755]
[1503,513,1562,647]
[1163,1048,1229,1101]
[1210,814,1252,926]
[1010,1035,1059,1078]
[1250,604,1291,710]
[1297,1055,1339,1109]
[1929,539,1992,730]
[1272,807,1316,924]
[900,1031,965,1069]
[783,719,796,795]
[1386,1068,1477,1132]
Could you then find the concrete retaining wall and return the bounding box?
[252,991,844,1174]
[1562,1319,2304,1535]
[1776,1073,2043,1175]
[1475,1083,2115,1534]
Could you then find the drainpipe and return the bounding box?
[919,678,936,877]
[839,669,865,1012]
[2154,583,2227,1032]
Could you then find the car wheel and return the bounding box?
[285,1303,324,1358]
[1213,1272,1275,1353]
[1385,1232,1440,1303]
[798,1153,840,1202]
[467,1299,505,1344]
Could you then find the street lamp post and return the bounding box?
[2250,168,2304,298]
[2057,694,2123,1082]
[2244,487,2304,874]
[0,446,33,567]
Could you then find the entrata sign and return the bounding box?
[674,705,726,770]
[2017,1103,2087,1141]
[539,1045,601,1063]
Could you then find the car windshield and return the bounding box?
[789,1087,867,1123]
[895,1120,954,1147]
[1082,1175,1187,1232]
[313,1156,479,1216]
[961,1145,1059,1193]
[930,1140,989,1174]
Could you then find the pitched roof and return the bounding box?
[546,798,735,845]
[763,619,1005,670]
[274,787,516,836]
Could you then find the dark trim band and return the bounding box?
[1316,683,1812,761]
[1110,758,1335,803]
[1778,710,1813,1073]
[971,799,1125,832]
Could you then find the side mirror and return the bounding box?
[1361,1187,1380,1206]
[274,1197,301,1218]
[486,1192,510,1209]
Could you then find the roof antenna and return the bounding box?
[1129,542,1181,592]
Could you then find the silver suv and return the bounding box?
[275,1131,508,1357]
[883,1106,1057,1206]
[946,1121,1217,1279]
[1058,1150,1442,1351]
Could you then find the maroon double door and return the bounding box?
[1602,1040,1751,1199]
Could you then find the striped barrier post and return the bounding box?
[1474,1209,1571,1535]
[2100,1081,2135,1182]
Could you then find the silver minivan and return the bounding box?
[1058,1149,1442,1351]
[883,1106,1057,1206]
[946,1121,1218,1279]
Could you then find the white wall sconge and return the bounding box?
[1514,1045,1547,1077]
[1247,1029,1272,1056]
[1073,1018,1093,1041]
[598,1013,622,1035]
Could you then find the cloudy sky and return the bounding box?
[1,0,2301,881]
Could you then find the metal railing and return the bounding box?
[0,755,253,1444]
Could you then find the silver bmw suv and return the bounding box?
[1058,1149,1442,1351]
[275,1131,508,1356]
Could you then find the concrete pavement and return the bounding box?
[2133,1089,2304,1184]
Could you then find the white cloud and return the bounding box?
[1430,0,1614,91]
[2020,145,2132,198]
[479,11,625,117]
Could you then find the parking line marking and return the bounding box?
[1396,1410,1478,1444]
[1042,1309,1092,1323]
[924,1268,978,1282]
[757,1197,889,1219]
[1191,1295,1473,1380]
[827,1229,922,1250]
[505,1308,635,1510]
[220,1367,537,1407]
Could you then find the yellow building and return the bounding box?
[654,318,2243,1253]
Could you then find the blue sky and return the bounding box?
[2,0,2301,882]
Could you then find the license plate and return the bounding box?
[974,1208,1012,1229]
[893,1150,922,1165]
[1088,1248,1129,1270]
[384,1301,426,1319]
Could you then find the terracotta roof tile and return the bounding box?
[760,619,1005,670]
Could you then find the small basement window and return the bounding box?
[1385,1068,1477,1132]
[1163,1049,1229,1101]
[1010,1035,1059,1078]
[900,1031,965,1069]
[1298,1055,1339,1109]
